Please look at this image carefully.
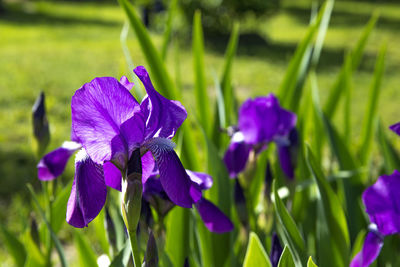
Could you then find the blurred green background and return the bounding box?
[1,0,399,264]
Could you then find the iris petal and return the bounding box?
[186,170,213,191]
[134,66,187,140]
[362,170,400,235]
[71,77,141,165]
[195,198,233,233]
[37,141,81,181]
[120,76,135,91]
[142,151,156,184]
[103,162,122,191]
[350,231,383,267]
[238,94,296,145]
[144,137,200,208]
[66,149,107,228]
[390,122,400,136]
[223,132,251,178]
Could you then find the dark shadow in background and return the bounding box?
[204,31,377,72]
[0,4,120,27]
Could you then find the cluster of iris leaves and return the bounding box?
[1,0,398,266]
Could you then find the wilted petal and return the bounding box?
[103,162,122,191]
[120,76,135,91]
[134,66,187,139]
[390,122,400,136]
[350,231,383,267]
[37,141,81,181]
[362,170,400,235]
[144,138,200,208]
[238,94,296,145]
[223,132,251,178]
[195,198,233,233]
[71,77,142,164]
[187,170,213,191]
[66,149,107,228]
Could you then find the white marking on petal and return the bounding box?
[62,141,82,150]
[143,138,176,159]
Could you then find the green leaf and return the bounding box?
[358,44,387,164]
[192,10,210,134]
[377,120,400,173]
[92,209,110,255]
[350,230,366,259]
[243,232,272,267]
[305,146,350,267]
[27,184,68,267]
[118,0,176,99]
[23,229,46,266]
[278,0,331,112]
[273,180,307,267]
[160,0,178,61]
[109,242,131,267]
[342,54,353,145]
[323,14,378,119]
[0,224,27,267]
[51,180,72,234]
[307,257,318,267]
[165,207,190,267]
[278,245,295,267]
[74,230,98,266]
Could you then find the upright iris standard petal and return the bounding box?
[238,94,296,145]
[66,149,107,228]
[195,198,234,233]
[223,132,251,178]
[103,162,122,191]
[71,77,143,165]
[144,138,201,208]
[362,170,400,236]
[390,122,400,136]
[350,231,383,267]
[134,66,187,140]
[37,141,81,181]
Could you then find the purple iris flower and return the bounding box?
[350,170,400,267]
[37,66,199,227]
[142,153,233,233]
[390,122,400,136]
[223,94,297,178]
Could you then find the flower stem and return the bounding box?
[122,149,143,267]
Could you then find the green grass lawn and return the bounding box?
[1,0,400,224]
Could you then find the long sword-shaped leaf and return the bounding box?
[193,11,210,134]
[323,14,378,119]
[27,184,68,267]
[358,44,387,164]
[278,245,295,267]
[74,230,98,266]
[160,0,178,61]
[305,146,350,267]
[278,0,331,112]
[273,180,307,267]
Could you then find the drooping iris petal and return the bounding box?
[37,141,81,181]
[71,77,142,165]
[103,162,122,191]
[186,170,213,191]
[390,122,400,136]
[238,94,296,145]
[120,76,135,91]
[223,132,251,178]
[195,198,233,233]
[134,66,187,140]
[144,138,200,208]
[350,231,383,267]
[362,170,400,235]
[66,149,107,228]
